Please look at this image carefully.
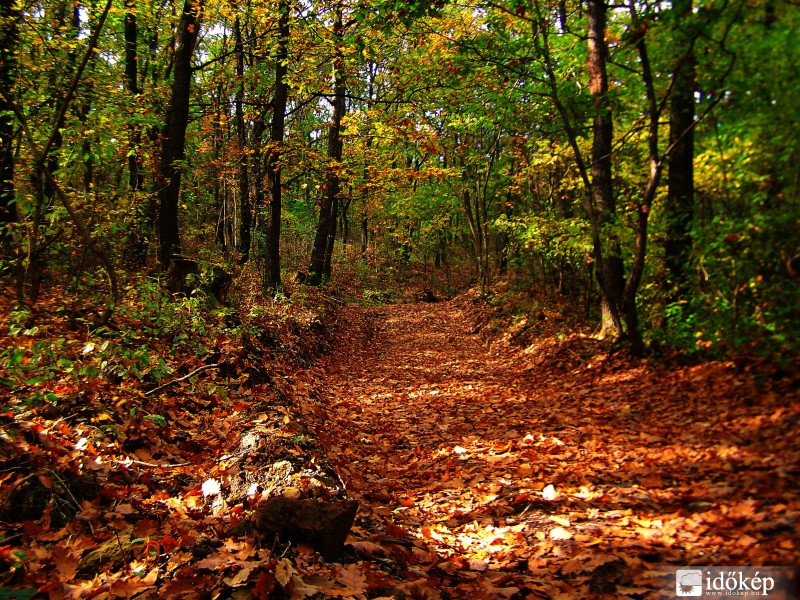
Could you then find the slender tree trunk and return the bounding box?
[4,0,117,314]
[234,17,251,263]
[462,187,482,276]
[252,111,266,252]
[322,191,339,280]
[21,0,81,300]
[309,3,345,285]
[264,0,289,289]
[498,192,513,276]
[587,0,625,337]
[212,87,227,252]
[0,0,19,245]
[124,0,143,191]
[665,0,696,304]
[340,195,352,245]
[157,0,202,269]
[361,217,368,255]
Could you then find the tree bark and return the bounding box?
[157,0,202,268]
[264,0,289,289]
[124,0,143,192]
[0,0,19,244]
[532,0,622,336]
[665,0,696,304]
[587,0,625,337]
[619,0,662,355]
[361,217,368,255]
[309,3,345,286]
[234,16,251,263]
[213,83,228,253]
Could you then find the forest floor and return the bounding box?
[1,282,799,599]
[296,295,800,599]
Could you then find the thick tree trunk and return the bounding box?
[264,0,289,289]
[309,3,345,286]
[587,0,625,337]
[157,0,202,268]
[665,0,696,304]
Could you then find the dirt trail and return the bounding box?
[300,299,800,598]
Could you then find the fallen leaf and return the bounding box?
[549,527,572,540]
[275,558,295,587]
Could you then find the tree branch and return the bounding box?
[145,363,220,396]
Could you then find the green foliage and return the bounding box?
[143,414,167,427]
[0,588,38,600]
[362,288,394,304]
[0,278,239,409]
[114,280,217,352]
[1,0,796,361]
[497,214,593,266]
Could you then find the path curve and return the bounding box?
[299,298,799,598]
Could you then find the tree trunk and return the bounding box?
[498,192,513,276]
[322,192,339,280]
[234,17,251,263]
[0,0,19,246]
[213,86,228,253]
[157,0,202,268]
[309,3,345,286]
[340,194,352,245]
[462,187,482,277]
[361,217,368,255]
[587,0,625,337]
[124,0,143,191]
[664,0,696,304]
[264,0,289,289]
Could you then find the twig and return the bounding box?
[0,533,23,545]
[112,458,191,469]
[145,363,220,396]
[0,473,35,514]
[46,469,81,512]
[114,530,132,563]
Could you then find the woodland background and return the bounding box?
[0,0,797,355]
[0,0,799,598]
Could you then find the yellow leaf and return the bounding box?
[223,566,252,588]
[549,515,570,527]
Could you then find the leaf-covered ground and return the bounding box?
[1,285,799,599]
[299,295,800,598]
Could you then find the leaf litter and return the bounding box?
[299,295,800,599]
[0,285,798,599]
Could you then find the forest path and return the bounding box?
[299,298,799,598]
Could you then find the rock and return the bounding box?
[416,290,439,303]
[253,496,358,560]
